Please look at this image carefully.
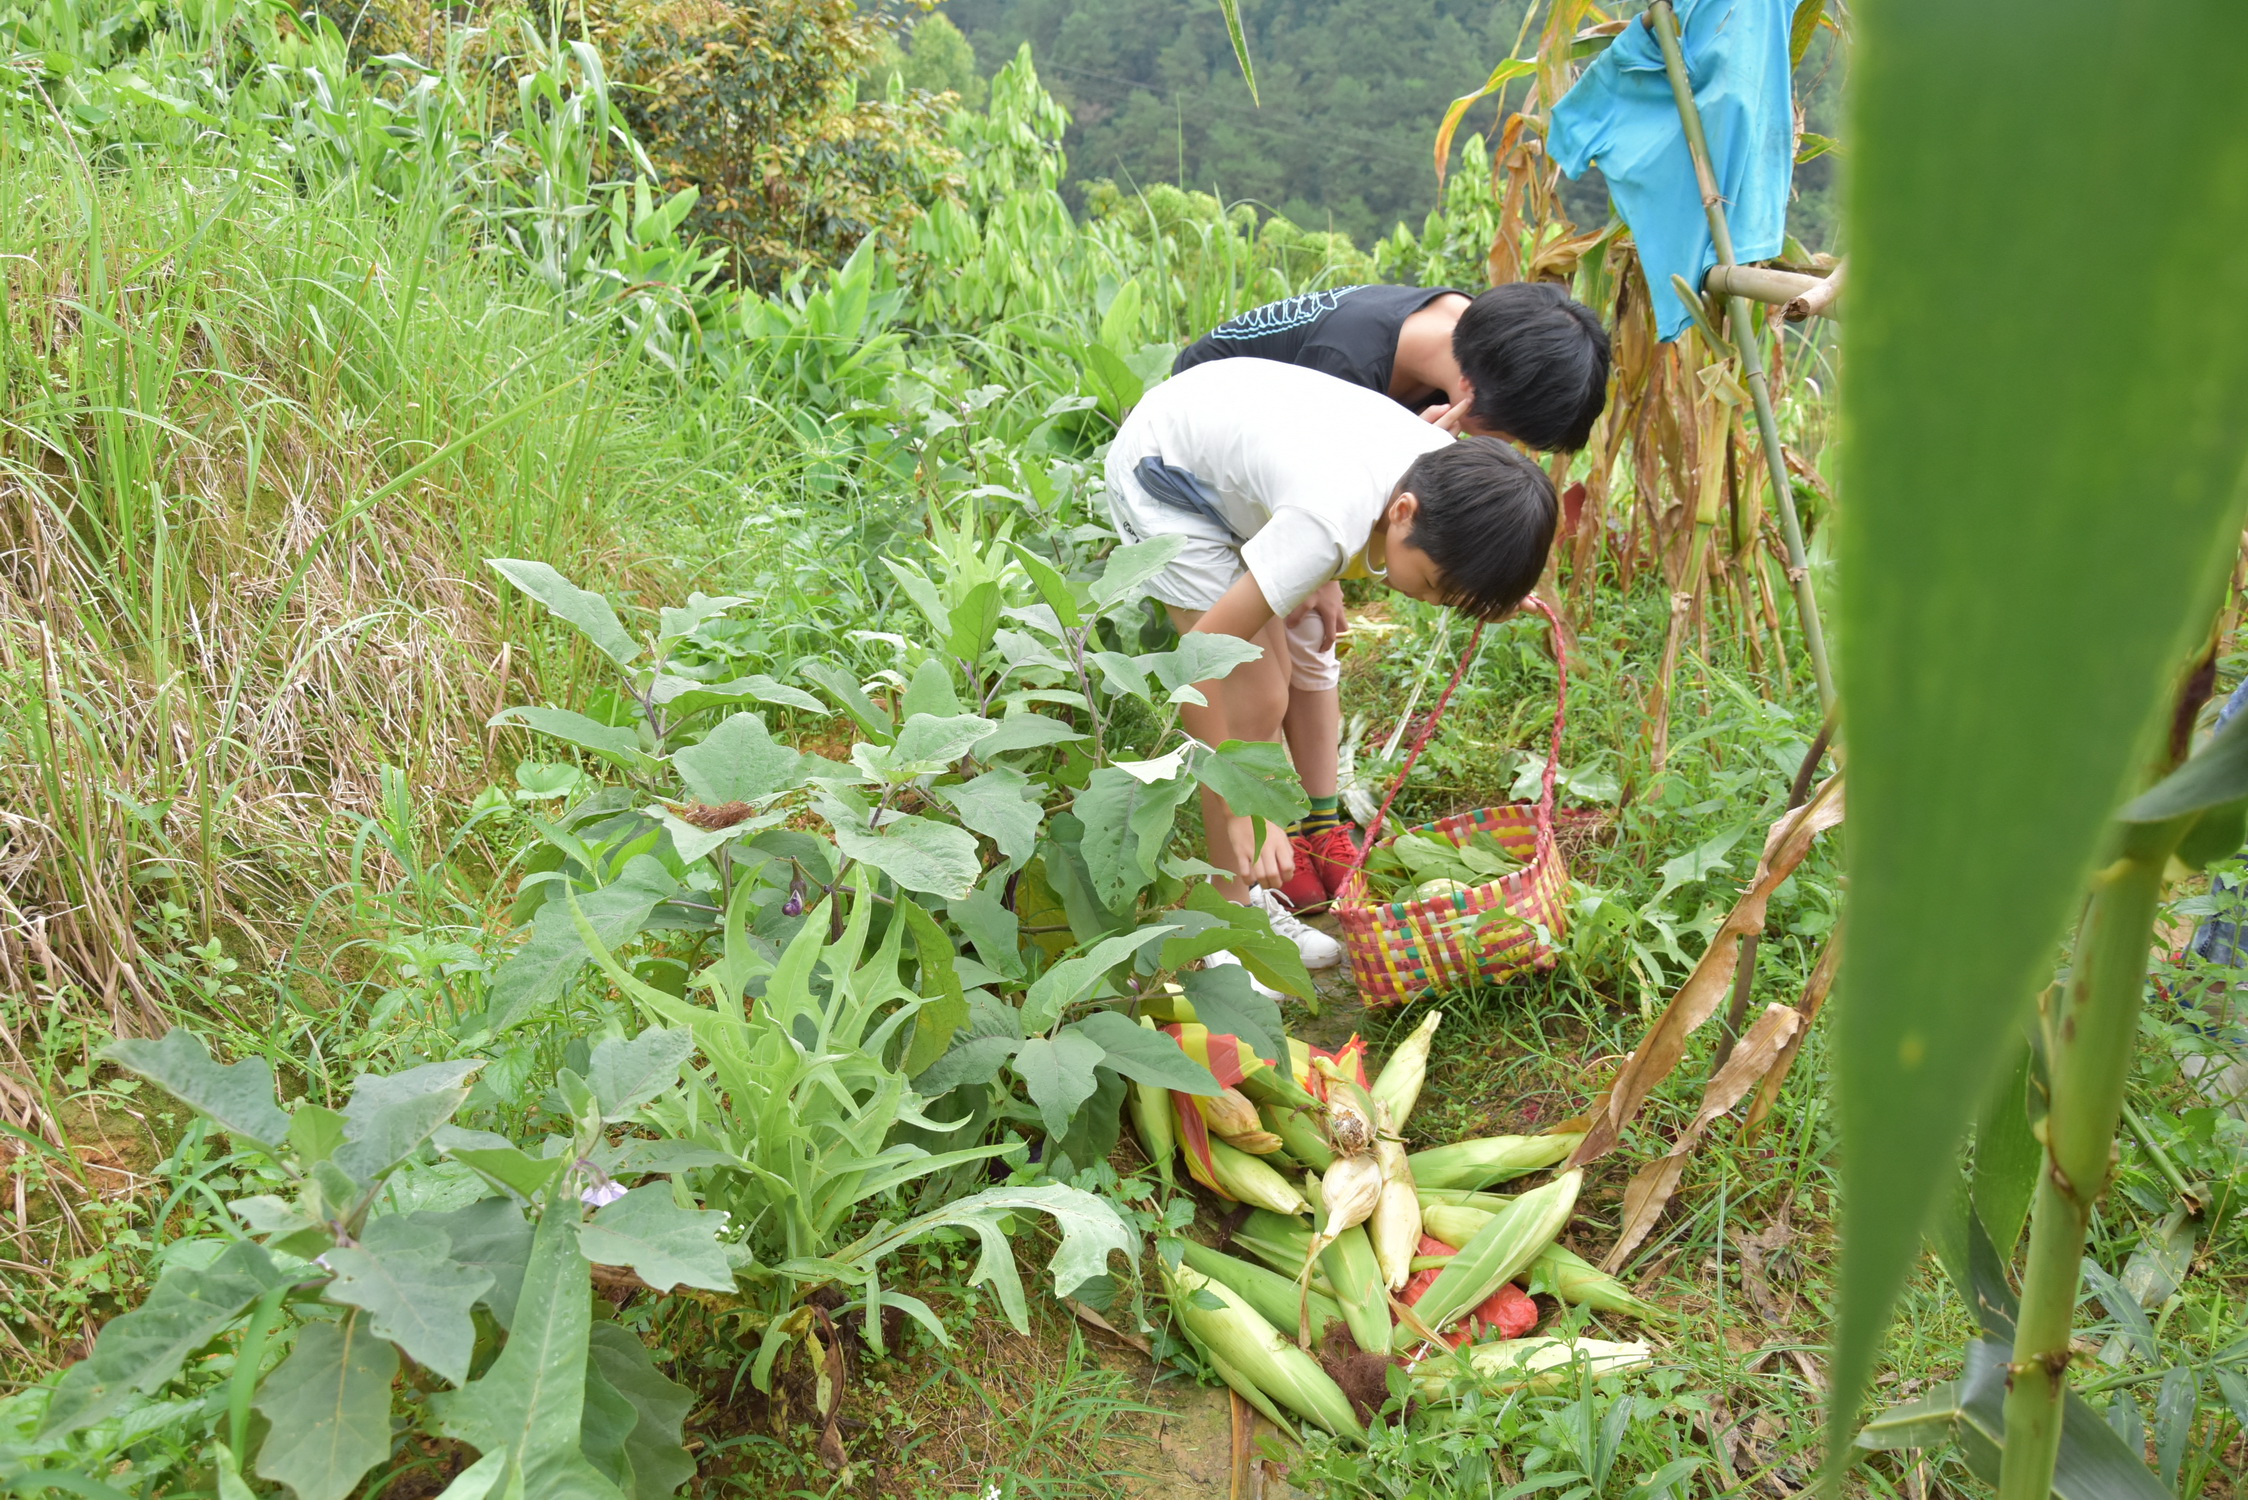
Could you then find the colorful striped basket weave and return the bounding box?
[1332,597,1570,1006]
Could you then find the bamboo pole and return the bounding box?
[1645,0,1836,713]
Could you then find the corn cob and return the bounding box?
[1368,1137,1421,1291]
[1419,1202,1494,1251]
[1219,1129,1290,1157]
[1407,1132,1585,1190]
[1260,1100,1335,1170]
[1194,1086,1263,1138]
[1413,1170,1581,1336]
[1415,1187,1517,1214]
[1370,1009,1442,1129]
[1180,1240,1347,1343]
[1207,1137,1310,1215]
[1313,1154,1384,1250]
[1303,1170,1393,1356]
[1525,1244,1668,1324]
[1410,1336,1651,1395]
[1312,1058,1379,1156]
[1162,1261,1365,1438]
[1128,1018,1176,1188]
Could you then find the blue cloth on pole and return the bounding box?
[1549,0,1801,342]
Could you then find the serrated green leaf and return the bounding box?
[1015,1031,1108,1138]
[489,559,640,667]
[1067,1011,1219,1095]
[585,1324,694,1500]
[105,1029,289,1147]
[434,1208,621,1499]
[587,1030,693,1119]
[575,1185,733,1293]
[671,713,803,806]
[1831,0,2248,1452]
[487,856,680,1036]
[252,1316,398,1500]
[828,809,982,901]
[41,1239,292,1436]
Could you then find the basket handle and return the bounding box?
[1360,595,1569,850]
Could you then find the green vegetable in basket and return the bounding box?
[1361,829,1523,903]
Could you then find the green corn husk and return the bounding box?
[1525,1244,1668,1324]
[1207,1347,1297,1435]
[1410,1337,1651,1396]
[1414,1171,1582,1335]
[1233,1208,1316,1275]
[1128,1018,1175,1188]
[1369,1009,1442,1129]
[1369,1138,1420,1291]
[1207,1136,1310,1216]
[1236,1057,1323,1112]
[1180,1241,1347,1343]
[1416,1187,1517,1214]
[1303,1171,1393,1356]
[1419,1202,1494,1251]
[1163,1261,1365,1439]
[1260,1100,1335,1170]
[1407,1132,1585,1191]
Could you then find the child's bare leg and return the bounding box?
[1168,605,1293,900]
[1281,686,1341,802]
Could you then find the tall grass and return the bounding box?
[0,128,773,1067]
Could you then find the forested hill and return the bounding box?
[929,0,1841,252]
[942,0,1543,245]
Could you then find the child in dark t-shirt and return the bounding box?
[1169,281,1609,912]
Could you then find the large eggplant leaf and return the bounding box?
[322,1216,492,1386]
[1831,0,2248,1450]
[488,559,640,667]
[105,1029,291,1147]
[252,1317,400,1500]
[575,1184,734,1294]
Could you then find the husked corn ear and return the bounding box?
[1261,1101,1336,1169]
[1163,1262,1365,1438]
[1207,1137,1310,1216]
[1526,1244,1667,1324]
[1416,1187,1517,1214]
[1217,1128,1290,1157]
[1407,1131,1585,1190]
[1312,1058,1379,1156]
[1315,1154,1384,1244]
[1195,1086,1262,1138]
[1414,1171,1581,1335]
[1180,1240,1348,1342]
[1303,1170,1393,1357]
[1370,1009,1442,1129]
[1419,1202,1494,1250]
[1128,1018,1176,1187]
[1411,1337,1650,1395]
[1369,1139,1421,1291]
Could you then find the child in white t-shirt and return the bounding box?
[1104,358,1557,975]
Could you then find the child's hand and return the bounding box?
[1422,401,1470,435]
[1247,818,1297,889]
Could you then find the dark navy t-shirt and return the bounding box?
[1171,284,1465,409]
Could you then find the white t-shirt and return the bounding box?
[1105,358,1453,615]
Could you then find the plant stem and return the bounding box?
[1998,814,2187,1500]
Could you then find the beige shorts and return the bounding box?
[1106,471,1342,693]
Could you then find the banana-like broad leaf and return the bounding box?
[1832,0,2248,1451]
[105,1029,291,1147]
[252,1317,399,1500]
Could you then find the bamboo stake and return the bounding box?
[1645,0,1836,713]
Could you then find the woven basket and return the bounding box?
[1333,598,1570,1006]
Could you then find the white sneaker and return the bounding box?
[1201,947,1286,1001]
[1249,886,1344,971]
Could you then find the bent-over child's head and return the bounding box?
[1452,284,1611,452]
[1384,438,1556,621]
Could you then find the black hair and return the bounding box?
[1451,283,1612,452]
[1395,438,1557,621]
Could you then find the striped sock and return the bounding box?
[1295,796,1342,840]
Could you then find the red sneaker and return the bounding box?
[1277,835,1328,910]
[1304,825,1364,900]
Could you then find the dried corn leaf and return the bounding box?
[1570,776,1844,1167]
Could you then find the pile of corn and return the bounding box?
[1133,1006,1660,1441]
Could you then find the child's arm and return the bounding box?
[1189,570,1277,647]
